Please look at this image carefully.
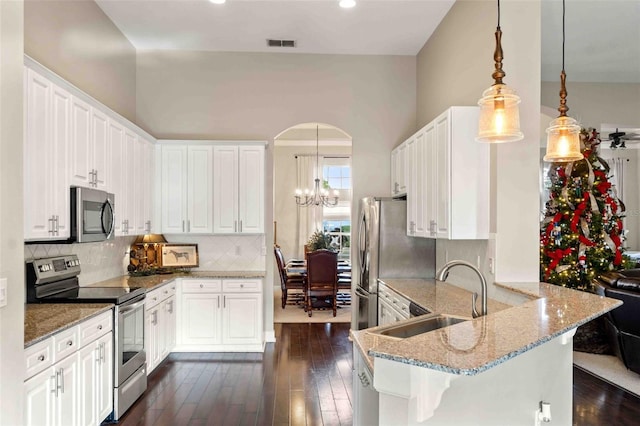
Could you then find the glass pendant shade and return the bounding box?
[544,116,582,162]
[476,84,524,143]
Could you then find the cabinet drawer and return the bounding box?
[53,325,79,361]
[182,280,221,293]
[222,279,261,293]
[79,310,112,347]
[146,287,164,309]
[24,338,54,380]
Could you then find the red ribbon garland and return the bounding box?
[545,248,573,280]
[597,181,611,194]
[570,194,589,232]
[579,235,596,246]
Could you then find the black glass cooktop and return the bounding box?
[37,286,146,305]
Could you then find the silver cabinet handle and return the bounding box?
[223,295,226,308]
[200,284,203,288]
[48,216,54,234]
[51,372,58,396]
[217,295,220,309]
[182,220,185,232]
[240,220,243,232]
[95,346,101,364]
[54,215,59,235]
[38,355,45,362]
[66,340,73,346]
[187,220,190,232]
[97,324,103,330]
[59,368,64,394]
[234,221,237,232]
[100,342,105,363]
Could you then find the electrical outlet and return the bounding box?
[476,255,481,268]
[445,250,449,263]
[489,258,495,274]
[0,278,7,308]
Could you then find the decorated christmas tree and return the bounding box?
[540,128,631,291]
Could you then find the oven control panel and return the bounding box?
[28,255,81,284]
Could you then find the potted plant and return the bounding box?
[306,230,335,252]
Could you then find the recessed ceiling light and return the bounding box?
[209,0,226,4]
[339,0,356,9]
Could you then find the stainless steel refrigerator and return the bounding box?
[354,197,436,330]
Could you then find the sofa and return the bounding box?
[593,270,640,375]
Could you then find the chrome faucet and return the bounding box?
[436,260,488,318]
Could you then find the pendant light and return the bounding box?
[295,125,339,208]
[476,0,524,143]
[543,0,582,162]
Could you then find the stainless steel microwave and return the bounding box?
[70,186,115,243]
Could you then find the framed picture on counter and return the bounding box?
[161,244,199,268]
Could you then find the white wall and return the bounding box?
[0,1,24,424]
[417,0,541,293]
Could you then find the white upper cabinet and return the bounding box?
[404,106,488,240]
[24,61,157,241]
[391,142,407,197]
[69,97,109,190]
[213,144,265,234]
[24,68,71,241]
[160,144,213,234]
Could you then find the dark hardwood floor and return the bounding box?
[116,323,640,426]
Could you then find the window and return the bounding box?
[322,157,351,260]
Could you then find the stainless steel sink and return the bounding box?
[372,314,468,339]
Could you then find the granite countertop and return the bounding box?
[25,304,113,348]
[88,270,266,291]
[351,279,621,376]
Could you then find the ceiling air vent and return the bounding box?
[267,39,296,48]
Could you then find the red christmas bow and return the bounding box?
[545,248,573,280]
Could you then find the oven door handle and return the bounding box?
[119,299,145,314]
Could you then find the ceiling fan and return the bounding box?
[600,125,640,149]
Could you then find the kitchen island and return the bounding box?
[351,279,621,425]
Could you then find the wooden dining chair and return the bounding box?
[274,245,306,308]
[306,249,338,317]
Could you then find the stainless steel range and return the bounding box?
[26,254,147,421]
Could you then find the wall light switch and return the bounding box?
[0,278,7,308]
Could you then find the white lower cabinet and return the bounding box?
[378,283,410,326]
[353,347,379,426]
[145,283,177,374]
[24,310,113,426]
[176,279,263,351]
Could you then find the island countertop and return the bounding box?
[87,270,266,291]
[351,279,621,375]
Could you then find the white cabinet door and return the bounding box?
[124,130,137,235]
[78,343,97,426]
[142,139,155,234]
[163,296,177,357]
[52,354,80,426]
[161,145,188,233]
[91,108,109,191]
[145,305,162,373]
[187,145,214,233]
[391,142,407,197]
[222,293,262,345]
[424,123,437,238]
[212,145,239,233]
[434,112,450,239]
[95,333,113,424]
[405,136,417,236]
[109,120,126,236]
[24,368,54,426]
[69,96,92,187]
[134,137,146,235]
[24,69,71,241]
[180,293,221,345]
[238,145,265,234]
[413,130,428,237]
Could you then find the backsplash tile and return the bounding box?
[163,234,266,272]
[25,234,266,286]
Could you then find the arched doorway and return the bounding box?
[272,122,353,324]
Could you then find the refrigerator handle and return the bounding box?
[358,212,367,270]
[355,286,370,299]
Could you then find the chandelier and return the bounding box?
[295,125,339,207]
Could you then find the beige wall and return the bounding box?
[541,82,640,129]
[0,1,25,424]
[136,49,416,337]
[24,0,137,122]
[416,0,542,293]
